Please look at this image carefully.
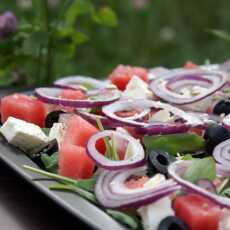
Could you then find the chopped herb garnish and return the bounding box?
[96,117,119,160]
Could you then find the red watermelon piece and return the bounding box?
[59,144,94,179]
[58,114,105,179]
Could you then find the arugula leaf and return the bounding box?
[106,209,139,229]
[41,152,59,173]
[76,177,96,192]
[220,187,230,197]
[23,165,95,192]
[50,183,97,203]
[183,157,216,183]
[144,133,205,156]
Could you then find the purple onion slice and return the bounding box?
[54,75,109,90]
[168,160,230,208]
[213,139,230,169]
[95,166,180,208]
[87,130,146,170]
[35,87,120,108]
[102,99,202,135]
[150,69,227,105]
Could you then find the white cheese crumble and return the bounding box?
[122,76,153,99]
[148,109,172,123]
[49,122,66,144]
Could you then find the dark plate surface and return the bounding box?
[0,135,127,230]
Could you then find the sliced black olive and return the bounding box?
[45,110,66,128]
[213,100,230,115]
[204,124,230,154]
[157,216,189,230]
[148,150,175,176]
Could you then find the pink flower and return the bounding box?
[0,11,18,39]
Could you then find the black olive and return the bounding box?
[213,100,230,115]
[45,110,66,128]
[148,150,175,176]
[157,216,189,230]
[204,124,230,154]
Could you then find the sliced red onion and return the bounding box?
[102,99,202,134]
[216,163,230,177]
[54,75,109,90]
[102,100,152,127]
[35,87,120,108]
[148,67,170,81]
[196,179,216,194]
[136,122,189,135]
[76,110,120,128]
[95,166,181,208]
[223,114,230,132]
[168,160,230,208]
[213,139,230,169]
[186,112,218,126]
[150,69,227,105]
[87,130,146,170]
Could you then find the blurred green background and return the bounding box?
[0,0,230,86]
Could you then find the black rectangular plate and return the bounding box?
[0,135,127,230]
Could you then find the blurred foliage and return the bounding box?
[0,0,230,86]
[0,0,117,86]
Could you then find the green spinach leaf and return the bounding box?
[183,157,216,183]
[41,152,58,173]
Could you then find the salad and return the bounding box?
[1,62,230,230]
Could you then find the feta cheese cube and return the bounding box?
[0,117,49,154]
[49,122,66,144]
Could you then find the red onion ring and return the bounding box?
[95,166,181,208]
[76,110,120,128]
[150,69,227,105]
[54,75,109,90]
[35,87,120,108]
[148,67,170,81]
[216,163,230,177]
[136,122,190,135]
[102,99,202,134]
[223,115,230,132]
[87,130,146,170]
[168,160,230,208]
[213,139,230,169]
[167,75,212,93]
